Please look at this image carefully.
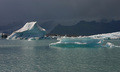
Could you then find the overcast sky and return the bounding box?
[0,0,120,25]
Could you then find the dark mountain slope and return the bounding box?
[50,20,120,36]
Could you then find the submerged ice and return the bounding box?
[7,22,46,40]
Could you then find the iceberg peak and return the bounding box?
[16,21,45,32]
[7,21,46,40]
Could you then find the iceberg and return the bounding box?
[104,42,120,48]
[49,31,120,48]
[50,37,103,48]
[50,31,120,48]
[7,22,46,40]
[89,32,120,39]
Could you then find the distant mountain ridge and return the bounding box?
[50,20,120,36]
[40,21,57,33]
[0,21,24,33]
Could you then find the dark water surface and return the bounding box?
[0,40,120,72]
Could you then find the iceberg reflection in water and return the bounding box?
[50,37,104,48]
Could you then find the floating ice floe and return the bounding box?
[50,37,104,48]
[104,42,120,48]
[50,35,120,48]
[50,31,120,48]
[7,22,46,40]
[89,32,120,39]
[104,42,115,48]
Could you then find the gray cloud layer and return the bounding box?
[0,0,120,25]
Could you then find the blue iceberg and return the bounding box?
[50,37,103,48]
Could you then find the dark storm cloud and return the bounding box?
[0,0,120,25]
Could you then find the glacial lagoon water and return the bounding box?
[0,39,120,72]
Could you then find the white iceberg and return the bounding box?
[89,32,120,39]
[7,22,46,40]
